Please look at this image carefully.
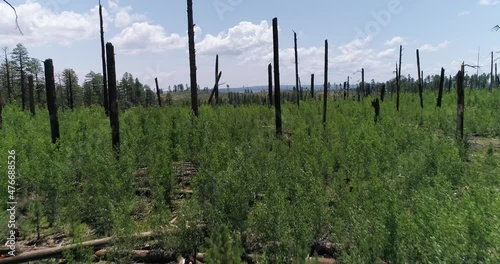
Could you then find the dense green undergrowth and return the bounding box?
[0,90,499,263]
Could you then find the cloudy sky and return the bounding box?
[0,0,499,89]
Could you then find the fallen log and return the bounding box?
[95,249,177,263]
[0,232,153,263]
[0,247,11,255]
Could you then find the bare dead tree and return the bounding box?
[268,63,273,106]
[456,63,465,142]
[106,43,120,159]
[323,39,328,125]
[3,0,23,35]
[187,0,198,117]
[397,45,402,111]
[99,0,109,116]
[44,59,60,144]
[215,54,219,104]
[437,67,445,108]
[2,47,12,102]
[310,73,314,99]
[490,51,494,92]
[155,77,162,107]
[293,30,299,107]
[208,71,222,105]
[28,75,35,115]
[273,17,282,137]
[416,49,423,109]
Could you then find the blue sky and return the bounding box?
[0,0,499,89]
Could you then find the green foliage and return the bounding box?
[0,89,498,263]
[204,225,244,264]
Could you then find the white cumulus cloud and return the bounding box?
[0,1,106,46]
[111,22,186,54]
[384,36,407,46]
[419,41,451,52]
[196,20,273,56]
[377,48,395,58]
[479,0,498,5]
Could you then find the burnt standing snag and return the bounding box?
[273,18,282,137]
[372,98,380,123]
[44,59,60,144]
[106,43,120,159]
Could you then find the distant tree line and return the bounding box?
[1,43,497,111]
[0,43,175,111]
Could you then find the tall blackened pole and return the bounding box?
[323,40,328,125]
[44,59,60,144]
[437,67,445,107]
[397,45,402,110]
[268,63,273,106]
[273,18,282,137]
[361,68,365,100]
[155,77,162,107]
[187,0,198,117]
[68,74,74,110]
[106,43,120,159]
[28,75,35,115]
[456,63,465,142]
[311,74,315,99]
[416,49,423,109]
[490,51,494,92]
[99,1,109,116]
[294,31,299,106]
[215,54,219,104]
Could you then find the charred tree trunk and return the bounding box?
[397,45,402,110]
[456,64,465,142]
[68,74,74,110]
[28,75,35,115]
[323,39,328,125]
[310,73,315,99]
[360,68,364,101]
[273,18,282,137]
[421,70,424,91]
[99,2,109,116]
[268,63,273,106]
[187,0,198,117]
[490,51,494,92]
[20,55,26,111]
[215,54,219,104]
[35,71,41,106]
[208,71,222,105]
[396,62,400,111]
[496,63,499,88]
[436,67,445,108]
[448,75,452,92]
[343,82,347,100]
[3,48,11,103]
[44,59,60,144]
[0,93,2,129]
[106,43,120,160]
[371,98,380,123]
[381,83,386,102]
[347,77,350,98]
[155,77,162,107]
[416,49,423,109]
[294,31,299,107]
